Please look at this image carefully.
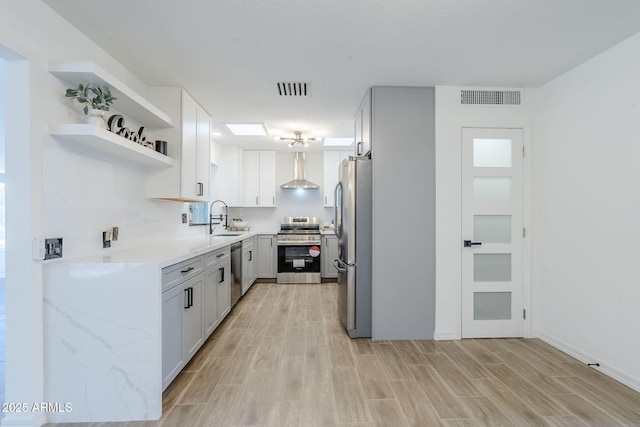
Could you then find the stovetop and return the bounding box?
[279,216,320,234]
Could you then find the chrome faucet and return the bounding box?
[209,200,229,234]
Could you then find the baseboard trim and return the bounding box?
[537,333,640,393]
[433,331,459,341]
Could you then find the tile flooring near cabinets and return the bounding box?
[47,283,640,427]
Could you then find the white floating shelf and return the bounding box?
[50,61,173,128]
[50,124,175,167]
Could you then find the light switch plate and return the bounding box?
[182,213,188,223]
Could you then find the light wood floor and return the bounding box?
[49,282,640,427]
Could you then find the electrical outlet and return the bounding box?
[44,238,63,260]
[182,213,188,223]
[103,231,111,248]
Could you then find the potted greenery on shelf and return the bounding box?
[65,83,117,127]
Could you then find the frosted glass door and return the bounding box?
[461,128,525,338]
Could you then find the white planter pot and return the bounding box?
[86,108,106,128]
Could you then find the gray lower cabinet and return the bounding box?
[242,236,257,294]
[322,234,338,279]
[162,256,205,390]
[182,274,204,361]
[162,246,231,391]
[204,247,230,338]
[162,282,185,389]
[257,234,276,278]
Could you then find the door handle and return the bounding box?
[464,240,482,247]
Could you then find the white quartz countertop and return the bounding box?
[51,232,265,268]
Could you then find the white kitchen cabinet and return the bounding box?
[323,151,352,207]
[242,236,258,293]
[257,234,276,278]
[241,150,276,206]
[321,234,338,279]
[204,247,230,338]
[148,87,211,202]
[354,88,372,156]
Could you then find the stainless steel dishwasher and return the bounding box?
[230,241,243,307]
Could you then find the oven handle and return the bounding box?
[277,240,322,246]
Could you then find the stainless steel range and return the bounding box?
[277,216,322,284]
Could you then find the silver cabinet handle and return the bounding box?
[196,182,204,196]
[357,141,363,155]
[256,196,259,205]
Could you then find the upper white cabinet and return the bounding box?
[323,151,352,207]
[354,88,372,156]
[49,61,175,167]
[148,88,211,202]
[241,151,276,207]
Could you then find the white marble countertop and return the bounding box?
[51,232,263,268]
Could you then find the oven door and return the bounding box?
[277,243,321,284]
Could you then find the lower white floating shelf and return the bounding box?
[49,123,175,167]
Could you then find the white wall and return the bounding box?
[1,1,193,261]
[434,86,537,340]
[0,1,202,424]
[535,32,640,391]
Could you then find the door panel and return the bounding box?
[462,128,524,338]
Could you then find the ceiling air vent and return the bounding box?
[277,82,310,97]
[461,90,521,106]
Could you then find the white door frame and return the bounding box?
[458,124,532,339]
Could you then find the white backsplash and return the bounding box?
[227,193,335,233]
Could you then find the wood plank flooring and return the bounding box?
[47,282,640,427]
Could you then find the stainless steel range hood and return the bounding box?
[280,152,320,189]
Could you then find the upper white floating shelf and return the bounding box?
[49,61,173,128]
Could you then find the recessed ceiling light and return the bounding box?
[323,137,354,147]
[225,123,268,136]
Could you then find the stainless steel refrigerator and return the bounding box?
[333,155,372,338]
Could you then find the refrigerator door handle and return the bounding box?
[334,258,354,271]
[334,182,343,238]
[333,258,348,272]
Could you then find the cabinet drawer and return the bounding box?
[205,246,230,269]
[162,256,204,291]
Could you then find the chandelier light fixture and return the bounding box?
[279,131,316,147]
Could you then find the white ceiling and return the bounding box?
[43,0,640,152]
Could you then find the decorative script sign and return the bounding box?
[107,114,154,149]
